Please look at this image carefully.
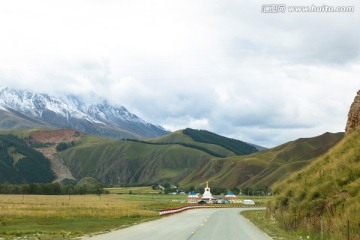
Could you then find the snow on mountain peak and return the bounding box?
[0,87,168,138]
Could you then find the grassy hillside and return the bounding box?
[269,128,360,239]
[58,137,215,186]
[149,130,239,157]
[0,134,55,183]
[0,128,344,192]
[182,128,258,155]
[0,128,250,186]
[179,156,266,190]
[180,132,343,190]
[241,132,344,187]
[58,129,261,186]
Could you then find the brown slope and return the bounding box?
[27,129,81,182]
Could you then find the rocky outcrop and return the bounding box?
[346,90,360,134]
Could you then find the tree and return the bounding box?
[211,187,226,195]
[243,187,254,196]
[56,142,70,152]
[183,185,195,193]
[231,187,240,195]
[196,187,204,194]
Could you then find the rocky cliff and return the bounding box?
[345,90,360,134]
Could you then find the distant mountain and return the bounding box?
[58,129,260,185]
[179,132,344,189]
[248,143,267,151]
[0,127,342,189]
[0,127,260,185]
[151,128,259,156]
[0,88,168,139]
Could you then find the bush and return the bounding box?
[56,142,72,152]
[311,191,320,200]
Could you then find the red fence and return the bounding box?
[159,204,263,216]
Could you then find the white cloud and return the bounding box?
[0,0,359,147]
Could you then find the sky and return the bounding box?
[0,0,359,147]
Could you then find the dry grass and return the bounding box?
[270,128,360,239]
[0,194,157,219]
[0,190,272,238]
[0,194,164,239]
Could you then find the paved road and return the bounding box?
[83,208,271,240]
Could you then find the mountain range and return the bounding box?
[0,87,349,196]
[0,126,342,190]
[0,87,168,139]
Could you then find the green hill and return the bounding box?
[149,128,259,157]
[1,128,253,186]
[76,177,103,187]
[182,128,258,155]
[179,132,343,190]
[56,129,259,186]
[58,138,214,186]
[0,134,55,183]
[270,128,360,239]
[0,128,342,190]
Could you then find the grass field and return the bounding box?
[0,193,185,239]
[105,186,159,194]
[0,188,271,239]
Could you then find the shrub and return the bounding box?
[311,191,320,200]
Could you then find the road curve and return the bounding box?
[83,208,271,240]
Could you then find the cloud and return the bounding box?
[0,0,359,147]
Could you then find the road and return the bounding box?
[83,208,271,240]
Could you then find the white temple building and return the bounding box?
[201,182,214,202]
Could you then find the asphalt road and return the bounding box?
[83,208,271,240]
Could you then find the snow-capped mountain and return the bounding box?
[0,88,169,139]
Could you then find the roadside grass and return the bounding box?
[0,217,157,239]
[241,210,300,240]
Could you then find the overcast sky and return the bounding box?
[0,0,359,147]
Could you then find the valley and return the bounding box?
[0,89,359,239]
[0,189,271,239]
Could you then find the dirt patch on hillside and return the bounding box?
[27,129,80,181]
[29,129,82,143]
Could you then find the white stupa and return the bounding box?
[201,182,214,201]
